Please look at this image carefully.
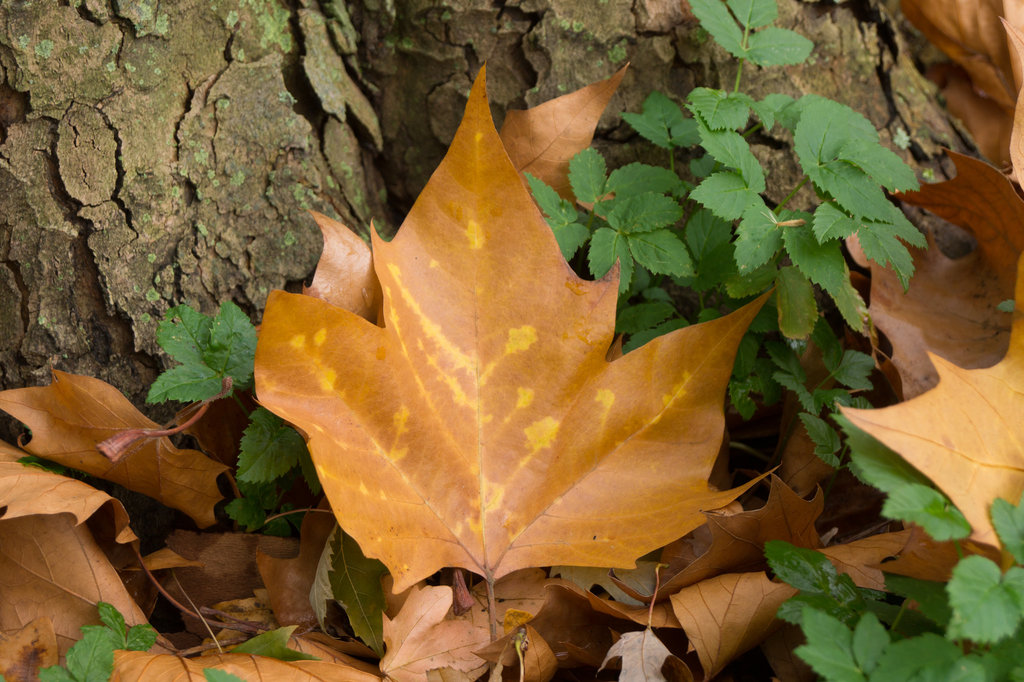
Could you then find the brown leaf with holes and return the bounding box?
[0,371,227,527]
[500,66,627,199]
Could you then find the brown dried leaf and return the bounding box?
[500,66,627,199]
[111,650,382,681]
[0,617,58,682]
[0,371,226,527]
[600,628,682,682]
[670,572,794,680]
[304,210,381,322]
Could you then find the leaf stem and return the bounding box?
[774,176,809,214]
[486,572,498,641]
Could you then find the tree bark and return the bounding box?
[0,0,970,441]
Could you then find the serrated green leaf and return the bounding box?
[856,216,923,290]
[794,96,878,165]
[622,91,696,149]
[782,225,849,297]
[840,417,933,492]
[685,207,736,290]
[793,608,865,682]
[526,172,578,225]
[750,93,794,131]
[734,201,782,270]
[776,266,817,339]
[837,139,919,192]
[237,407,309,484]
[696,123,766,191]
[37,668,76,682]
[884,483,971,541]
[948,557,1024,644]
[627,229,694,277]
[589,227,633,292]
[831,350,874,391]
[799,412,840,464]
[851,611,889,674]
[97,602,126,643]
[568,147,608,203]
[812,318,843,371]
[328,530,388,656]
[992,493,1024,565]
[686,87,752,131]
[552,222,591,261]
[688,0,745,58]
[607,162,686,198]
[884,573,952,628]
[724,261,778,297]
[765,540,840,594]
[155,305,211,367]
[204,671,247,682]
[689,153,717,178]
[746,27,814,66]
[63,627,119,682]
[232,625,317,661]
[811,161,894,221]
[125,623,158,652]
[726,0,777,29]
[606,193,683,233]
[692,171,763,221]
[617,301,676,334]
[775,372,815,412]
[813,203,859,242]
[146,363,224,404]
[204,302,257,389]
[869,633,964,681]
[622,317,690,352]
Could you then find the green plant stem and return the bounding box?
[729,440,771,463]
[733,60,745,94]
[774,176,810,213]
[742,122,763,138]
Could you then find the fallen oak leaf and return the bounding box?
[842,250,1024,548]
[255,66,767,593]
[0,371,226,527]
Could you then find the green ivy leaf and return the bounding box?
[692,171,763,221]
[568,147,608,203]
[627,230,694,278]
[232,625,318,661]
[947,556,1024,644]
[622,91,698,149]
[746,27,814,66]
[686,87,753,131]
[775,266,817,339]
[992,492,1024,565]
[237,407,311,484]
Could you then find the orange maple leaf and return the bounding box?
[842,251,1024,548]
[254,67,766,592]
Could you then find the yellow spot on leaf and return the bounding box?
[289,334,305,349]
[505,325,538,354]
[359,481,369,495]
[503,609,534,632]
[662,374,691,407]
[516,387,534,409]
[394,405,410,435]
[595,389,614,409]
[466,219,484,249]
[525,417,559,453]
[320,368,337,392]
[313,328,327,346]
[389,447,408,462]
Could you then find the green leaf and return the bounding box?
[750,93,794,131]
[224,494,268,532]
[793,608,865,682]
[884,483,971,541]
[856,216,923,291]
[812,203,859,242]
[38,668,77,682]
[622,317,690,352]
[869,633,964,681]
[799,412,840,465]
[947,556,1024,644]
[146,363,223,404]
[605,193,683,233]
[154,304,211,368]
[688,0,745,58]
[851,611,889,674]
[992,493,1024,565]
[686,87,752,131]
[794,96,877,165]
[617,301,677,334]
[837,139,919,192]
[607,163,686,198]
[237,407,310,484]
[551,223,590,261]
[328,529,388,656]
[204,671,247,682]
[884,574,952,628]
[841,417,935,493]
[765,541,843,595]
[775,266,817,339]
[526,172,579,225]
[692,171,763,221]
[746,27,814,66]
[231,625,318,661]
[627,230,694,277]
[97,602,127,645]
[684,208,736,291]
[726,0,777,29]
[724,261,778,297]
[696,123,766,191]
[125,623,158,652]
[589,227,633,292]
[733,201,782,271]
[204,302,257,388]
[831,350,874,391]
[63,627,120,682]
[622,91,697,149]
[568,147,608,203]
[811,161,894,221]
[782,225,849,298]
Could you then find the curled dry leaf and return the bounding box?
[304,210,382,322]
[0,459,147,653]
[843,251,1024,548]
[500,65,628,199]
[255,67,767,592]
[0,371,226,527]
[111,650,382,681]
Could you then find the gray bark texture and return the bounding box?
[0,0,970,441]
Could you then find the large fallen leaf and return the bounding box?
[0,371,226,527]
[255,67,766,592]
[843,251,1024,547]
[0,457,148,653]
[111,650,381,681]
[500,66,627,199]
[0,617,58,681]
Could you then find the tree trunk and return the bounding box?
[0,0,970,441]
